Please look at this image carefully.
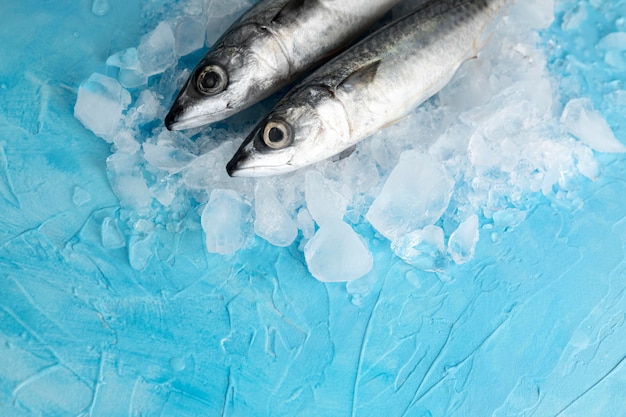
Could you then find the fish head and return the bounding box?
[165,24,290,130]
[226,86,351,177]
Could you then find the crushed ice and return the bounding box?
[74,0,625,281]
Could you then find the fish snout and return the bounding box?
[226,147,248,177]
[164,102,184,131]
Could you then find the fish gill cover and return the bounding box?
[1,0,626,415]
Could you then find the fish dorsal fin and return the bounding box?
[337,60,381,92]
[272,0,306,24]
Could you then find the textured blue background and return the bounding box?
[1,0,626,416]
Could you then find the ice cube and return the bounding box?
[366,151,454,241]
[74,73,131,142]
[137,22,177,77]
[181,152,219,190]
[205,0,247,18]
[304,219,373,282]
[304,170,347,226]
[561,5,588,31]
[142,141,196,172]
[492,208,526,228]
[106,48,138,69]
[143,130,197,173]
[253,181,298,247]
[448,214,479,264]
[560,97,626,153]
[174,16,206,57]
[106,152,152,214]
[150,178,178,207]
[201,189,251,255]
[468,132,499,168]
[184,0,205,16]
[597,32,626,70]
[574,146,600,180]
[113,129,140,154]
[438,58,493,111]
[391,225,447,272]
[106,48,147,89]
[296,208,315,239]
[101,217,126,249]
[508,0,554,30]
[134,90,164,124]
[181,141,251,194]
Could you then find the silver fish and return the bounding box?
[165,0,405,130]
[227,0,512,177]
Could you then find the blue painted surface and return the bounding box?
[1,0,626,416]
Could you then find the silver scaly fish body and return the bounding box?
[227,0,513,177]
[165,0,404,130]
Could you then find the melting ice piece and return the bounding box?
[597,32,626,70]
[106,152,152,213]
[134,90,164,124]
[74,73,131,142]
[205,0,244,17]
[391,225,447,272]
[91,0,110,16]
[113,129,140,154]
[143,130,198,173]
[508,0,554,29]
[562,6,588,30]
[174,16,206,57]
[304,170,347,226]
[72,186,91,206]
[296,208,315,240]
[106,48,148,89]
[560,97,626,153]
[448,214,479,265]
[366,150,454,241]
[253,181,298,247]
[137,22,177,77]
[101,217,125,249]
[184,0,205,16]
[181,141,245,192]
[142,142,196,172]
[129,232,155,271]
[493,208,526,228]
[304,219,372,282]
[201,189,251,255]
[150,178,177,206]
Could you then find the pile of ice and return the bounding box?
[75,0,625,282]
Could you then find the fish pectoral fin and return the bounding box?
[337,60,382,92]
[272,0,306,24]
[332,145,357,162]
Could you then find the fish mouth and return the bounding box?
[226,143,292,177]
[226,161,290,177]
[164,108,181,130]
[226,145,253,177]
[164,108,216,131]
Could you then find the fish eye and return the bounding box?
[196,64,228,95]
[262,119,293,149]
